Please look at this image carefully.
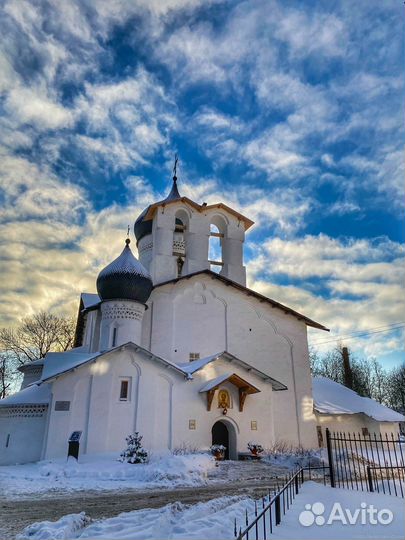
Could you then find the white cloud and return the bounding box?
[246,233,405,359]
[274,10,347,59]
[5,86,74,130]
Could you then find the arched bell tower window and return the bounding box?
[209,216,226,273]
[173,209,189,277]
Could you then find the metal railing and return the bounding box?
[366,465,405,497]
[326,429,405,497]
[234,463,329,540]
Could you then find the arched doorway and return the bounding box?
[212,420,237,460]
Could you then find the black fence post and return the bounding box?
[275,494,281,525]
[295,473,299,494]
[326,428,336,488]
[367,466,374,492]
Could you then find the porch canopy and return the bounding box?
[199,372,260,412]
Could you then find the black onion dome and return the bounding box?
[96,239,153,303]
[134,177,181,243]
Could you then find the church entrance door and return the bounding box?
[212,420,230,459]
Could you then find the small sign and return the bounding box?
[69,431,82,443]
[55,401,70,411]
[251,420,257,431]
[189,419,196,430]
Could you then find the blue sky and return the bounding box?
[0,0,403,369]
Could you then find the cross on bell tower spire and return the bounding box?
[173,153,179,181]
[165,153,181,201]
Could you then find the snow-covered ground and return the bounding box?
[263,448,324,469]
[0,453,215,498]
[16,482,404,540]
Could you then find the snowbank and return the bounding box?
[269,482,404,539]
[18,496,255,540]
[17,513,91,540]
[17,483,404,539]
[0,452,215,498]
[263,448,324,469]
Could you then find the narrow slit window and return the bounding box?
[120,380,129,400]
[112,327,117,347]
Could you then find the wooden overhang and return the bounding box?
[199,373,260,412]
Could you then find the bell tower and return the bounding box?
[134,164,254,286]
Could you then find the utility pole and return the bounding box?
[342,346,353,389]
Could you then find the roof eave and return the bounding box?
[143,198,254,230]
[41,342,189,383]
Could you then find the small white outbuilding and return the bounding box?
[312,376,405,447]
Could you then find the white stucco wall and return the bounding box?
[314,411,402,447]
[44,347,279,459]
[0,406,49,465]
[144,274,318,448]
[71,263,321,454]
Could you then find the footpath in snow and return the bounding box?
[0,453,215,498]
[17,481,404,540]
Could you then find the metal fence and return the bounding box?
[326,428,405,497]
[234,464,329,540]
[234,430,404,539]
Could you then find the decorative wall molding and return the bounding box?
[0,404,48,418]
[138,240,153,255]
[102,303,144,321]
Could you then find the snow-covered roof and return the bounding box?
[177,353,221,374]
[0,383,51,407]
[81,292,101,310]
[18,357,44,372]
[41,351,102,381]
[312,376,405,423]
[177,351,287,390]
[199,372,260,394]
[199,373,233,392]
[40,343,190,382]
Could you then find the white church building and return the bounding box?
[1,175,337,465]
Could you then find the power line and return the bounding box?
[311,322,405,346]
[311,321,405,342]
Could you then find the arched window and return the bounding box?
[173,210,189,276]
[208,216,226,273]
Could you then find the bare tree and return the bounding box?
[368,357,387,404]
[0,312,76,398]
[309,345,345,384]
[310,344,388,401]
[0,352,15,399]
[386,364,405,414]
[0,312,75,366]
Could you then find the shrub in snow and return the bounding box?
[247,442,264,454]
[210,444,226,460]
[119,432,149,464]
[263,439,322,468]
[210,444,226,453]
[172,442,201,455]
